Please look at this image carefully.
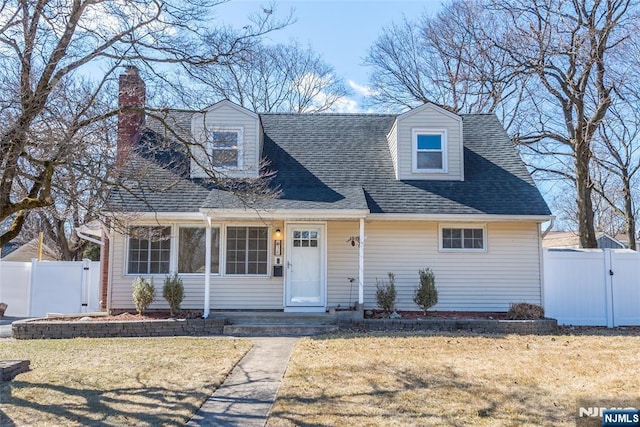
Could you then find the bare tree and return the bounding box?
[185,41,348,113]
[0,0,288,246]
[495,0,637,248]
[592,100,640,249]
[364,0,520,118]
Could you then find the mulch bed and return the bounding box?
[37,310,511,322]
[40,311,203,322]
[365,310,509,320]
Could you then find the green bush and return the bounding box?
[163,273,184,317]
[507,302,545,320]
[413,268,438,315]
[132,277,155,315]
[375,272,397,315]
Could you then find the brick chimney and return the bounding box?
[116,66,146,163]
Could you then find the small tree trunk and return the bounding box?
[622,175,636,251]
[575,143,598,248]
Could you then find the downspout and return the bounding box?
[358,218,365,308]
[540,219,554,238]
[203,215,212,318]
[539,218,554,313]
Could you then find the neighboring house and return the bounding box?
[543,231,629,250]
[0,238,57,262]
[102,67,552,314]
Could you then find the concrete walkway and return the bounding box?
[186,337,298,427]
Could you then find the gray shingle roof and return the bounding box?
[106,111,551,217]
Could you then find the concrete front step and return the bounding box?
[223,323,339,337]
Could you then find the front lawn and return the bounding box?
[0,337,251,426]
[269,333,640,426]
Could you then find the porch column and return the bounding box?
[203,217,212,318]
[358,218,365,305]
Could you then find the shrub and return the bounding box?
[132,277,155,315]
[413,268,438,315]
[163,273,184,317]
[507,302,545,320]
[375,272,397,315]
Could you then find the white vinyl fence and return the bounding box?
[0,259,101,317]
[544,249,640,327]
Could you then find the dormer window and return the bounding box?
[413,129,447,173]
[208,127,243,169]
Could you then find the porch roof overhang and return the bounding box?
[199,208,370,221]
[103,211,553,223]
[366,213,555,223]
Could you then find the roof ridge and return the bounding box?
[259,112,397,117]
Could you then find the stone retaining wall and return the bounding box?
[343,318,558,334]
[12,318,225,340]
[12,316,557,339]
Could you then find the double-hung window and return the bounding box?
[208,128,242,168]
[178,227,220,274]
[440,226,486,251]
[127,226,171,274]
[413,129,447,172]
[226,226,268,275]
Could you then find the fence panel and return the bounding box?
[0,259,101,317]
[543,250,608,326]
[30,261,85,317]
[0,261,31,317]
[610,250,640,326]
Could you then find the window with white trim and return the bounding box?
[226,226,268,275]
[440,226,486,251]
[413,129,447,172]
[178,227,220,274]
[208,128,243,168]
[127,226,171,274]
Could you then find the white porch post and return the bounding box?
[358,218,365,306]
[203,216,212,318]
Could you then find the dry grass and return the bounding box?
[269,332,640,426]
[0,337,251,426]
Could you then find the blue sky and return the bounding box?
[215,0,442,110]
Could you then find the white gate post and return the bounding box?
[81,259,91,313]
[603,249,614,328]
[28,258,37,317]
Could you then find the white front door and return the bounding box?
[285,224,326,311]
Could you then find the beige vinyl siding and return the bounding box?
[109,220,285,311]
[190,102,260,179]
[386,120,399,179]
[326,221,361,308]
[363,221,542,311]
[396,105,463,181]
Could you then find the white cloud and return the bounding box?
[327,95,360,114]
[348,80,379,98]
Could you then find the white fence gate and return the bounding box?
[543,249,640,327]
[0,259,101,317]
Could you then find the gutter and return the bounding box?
[75,229,103,246]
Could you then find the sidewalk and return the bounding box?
[186,337,298,427]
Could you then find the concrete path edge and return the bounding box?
[186,337,298,427]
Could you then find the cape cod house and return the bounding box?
[101,67,552,315]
